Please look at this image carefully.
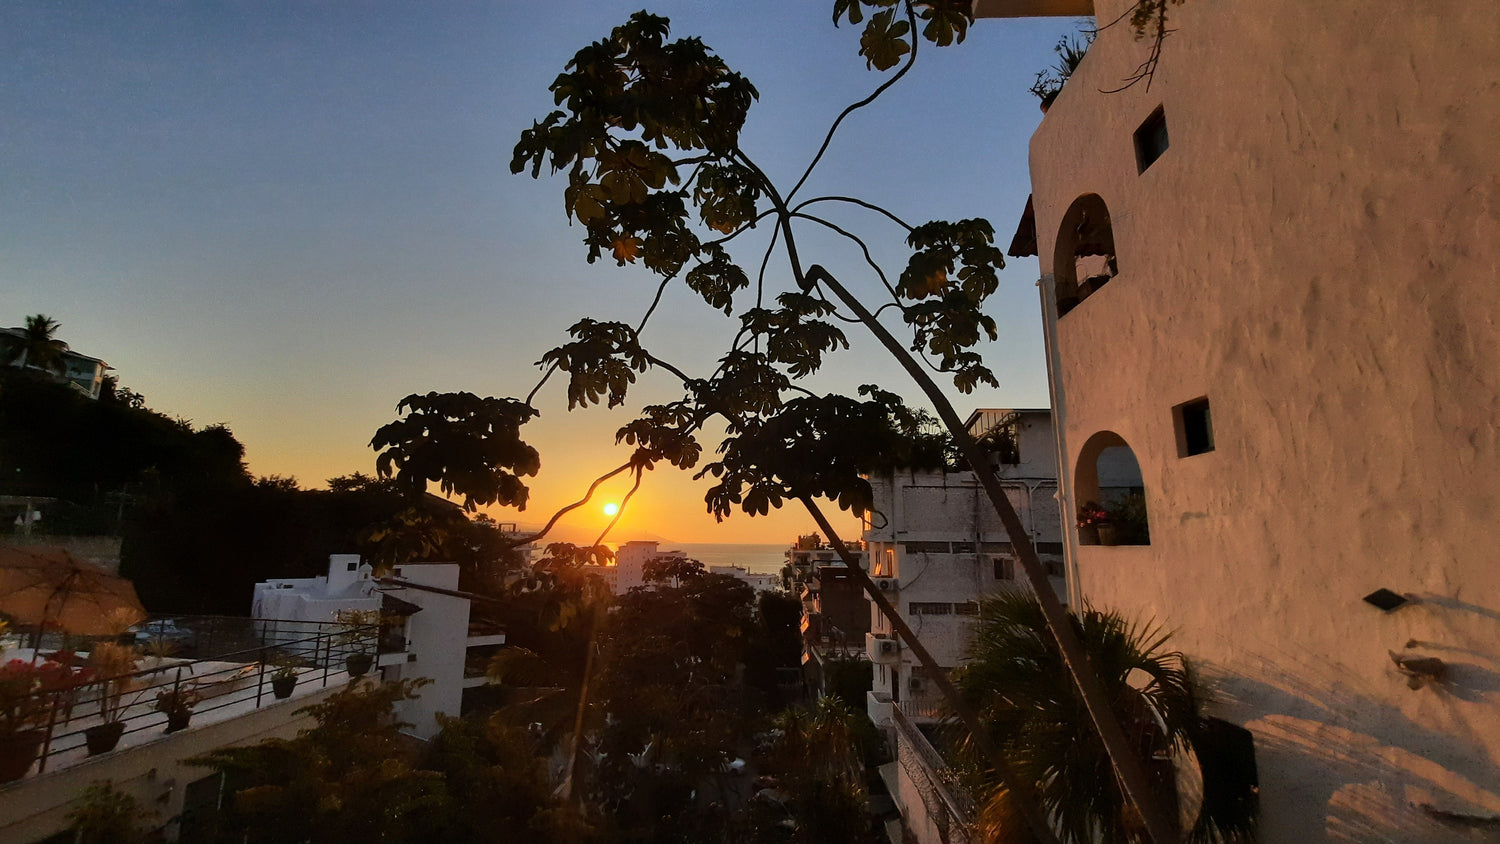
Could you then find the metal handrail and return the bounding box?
[10,620,379,779]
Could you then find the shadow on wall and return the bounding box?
[1204,640,1500,841]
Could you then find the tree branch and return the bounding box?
[793,195,914,233]
[787,0,922,203]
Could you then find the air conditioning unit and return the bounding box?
[908,677,924,691]
[877,579,892,591]
[878,639,898,657]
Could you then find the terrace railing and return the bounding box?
[5,618,379,781]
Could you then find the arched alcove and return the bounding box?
[1074,430,1151,545]
[1054,193,1118,317]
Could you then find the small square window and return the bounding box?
[993,557,1015,580]
[346,562,358,572]
[1175,397,1215,456]
[1045,560,1064,578]
[1134,106,1169,172]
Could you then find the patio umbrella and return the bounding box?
[0,545,146,638]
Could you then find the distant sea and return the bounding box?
[659,543,787,574]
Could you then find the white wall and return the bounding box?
[250,556,471,743]
[383,563,468,740]
[0,686,338,843]
[1030,0,1500,836]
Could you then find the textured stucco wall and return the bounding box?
[1029,0,1500,836]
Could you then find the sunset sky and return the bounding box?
[1,2,1076,544]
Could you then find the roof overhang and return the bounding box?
[972,0,1094,18]
[1008,195,1038,258]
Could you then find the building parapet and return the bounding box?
[890,704,976,844]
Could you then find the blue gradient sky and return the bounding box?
[1,2,1080,544]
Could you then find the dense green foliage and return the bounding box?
[66,781,153,844]
[746,697,873,844]
[954,592,1251,843]
[188,680,587,843]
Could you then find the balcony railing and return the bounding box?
[891,704,976,826]
[0,618,378,783]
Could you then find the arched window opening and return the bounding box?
[1074,431,1150,545]
[1054,194,1118,317]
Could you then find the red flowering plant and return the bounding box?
[0,660,65,737]
[1076,501,1111,528]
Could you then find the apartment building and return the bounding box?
[863,409,1065,722]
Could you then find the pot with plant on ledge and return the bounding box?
[333,609,378,680]
[85,642,140,755]
[0,658,67,781]
[1077,501,1111,546]
[1029,29,1093,114]
[154,685,200,734]
[270,657,299,699]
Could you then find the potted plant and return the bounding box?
[1112,492,1151,545]
[0,659,58,781]
[1029,30,1093,114]
[333,609,379,679]
[270,657,299,699]
[85,642,140,755]
[1077,501,1110,546]
[153,686,200,734]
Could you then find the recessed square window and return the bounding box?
[993,557,1015,580]
[1174,397,1215,456]
[1134,106,1169,172]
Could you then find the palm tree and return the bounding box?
[954,591,1254,844]
[4,314,69,375]
[751,696,870,844]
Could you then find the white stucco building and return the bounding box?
[863,409,1066,722]
[997,0,1500,837]
[254,554,503,740]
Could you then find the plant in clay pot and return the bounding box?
[1112,491,1151,545]
[85,642,141,755]
[1029,29,1093,112]
[0,658,71,781]
[333,609,379,679]
[1077,500,1111,546]
[153,686,201,734]
[270,658,299,699]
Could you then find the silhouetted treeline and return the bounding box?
[1,375,514,615]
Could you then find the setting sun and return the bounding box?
[602,502,619,517]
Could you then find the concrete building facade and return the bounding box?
[253,555,502,740]
[863,410,1066,720]
[1004,0,1500,837]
